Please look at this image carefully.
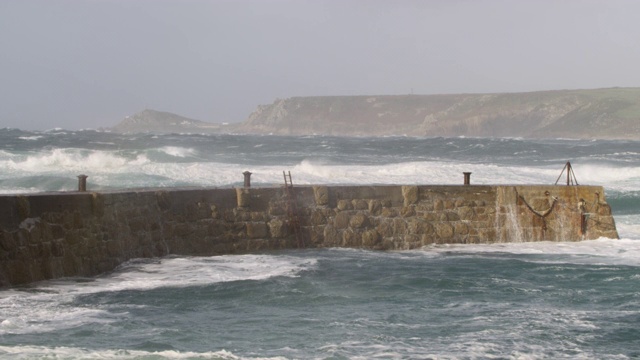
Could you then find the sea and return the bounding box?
[0,128,639,359]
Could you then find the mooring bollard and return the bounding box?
[463,172,472,185]
[77,174,88,192]
[243,171,252,188]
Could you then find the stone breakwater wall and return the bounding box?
[0,185,618,286]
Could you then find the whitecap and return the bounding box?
[0,346,250,360]
[0,254,316,335]
[420,238,640,267]
[18,136,43,141]
[157,146,198,158]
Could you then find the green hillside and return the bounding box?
[237,88,640,139]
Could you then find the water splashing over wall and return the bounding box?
[495,186,523,243]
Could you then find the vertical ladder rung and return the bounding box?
[283,171,304,248]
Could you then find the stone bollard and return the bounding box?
[463,172,472,185]
[77,174,88,192]
[243,171,252,188]
[236,188,250,207]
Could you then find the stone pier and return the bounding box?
[0,185,618,286]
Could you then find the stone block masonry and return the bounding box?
[0,185,618,286]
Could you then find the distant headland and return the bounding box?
[111,88,640,139]
[111,109,226,134]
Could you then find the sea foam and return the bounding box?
[0,346,255,360]
[421,238,640,267]
[157,146,199,158]
[0,254,316,336]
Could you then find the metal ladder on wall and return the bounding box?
[283,171,304,248]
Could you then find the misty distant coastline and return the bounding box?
[111,88,640,140]
[111,109,229,134]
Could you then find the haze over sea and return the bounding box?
[1,128,639,359]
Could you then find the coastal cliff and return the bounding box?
[111,88,640,139]
[236,88,640,139]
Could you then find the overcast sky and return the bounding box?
[1,0,639,130]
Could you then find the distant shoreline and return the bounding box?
[19,87,632,140]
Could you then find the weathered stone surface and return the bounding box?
[313,186,329,206]
[334,212,351,229]
[424,213,438,222]
[0,232,15,252]
[444,200,456,210]
[400,206,416,218]
[309,226,324,245]
[404,234,421,249]
[337,200,352,211]
[421,234,436,245]
[458,206,476,221]
[0,184,618,287]
[352,199,368,210]
[266,202,284,216]
[210,205,220,219]
[455,223,469,236]
[380,207,397,218]
[16,196,30,220]
[323,224,339,246]
[436,223,455,239]
[368,200,382,216]
[349,212,369,229]
[597,204,612,216]
[310,210,327,226]
[342,229,361,247]
[448,211,462,221]
[377,220,394,238]
[531,198,552,211]
[232,208,252,222]
[393,218,407,235]
[268,219,286,238]
[362,229,380,247]
[250,212,266,222]
[92,193,105,217]
[402,186,419,206]
[416,202,434,212]
[408,219,433,235]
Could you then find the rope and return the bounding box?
[518,195,558,219]
[517,192,558,232]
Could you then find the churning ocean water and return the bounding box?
[0,128,639,359]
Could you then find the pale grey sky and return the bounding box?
[1,0,639,130]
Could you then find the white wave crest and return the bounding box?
[17,136,43,141]
[0,254,315,336]
[422,238,640,267]
[0,152,637,198]
[569,163,640,192]
[98,254,317,292]
[5,149,149,174]
[157,146,198,158]
[0,346,258,360]
[614,214,640,239]
[0,150,18,160]
[283,159,558,186]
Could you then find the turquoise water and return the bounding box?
[1,244,639,359]
[0,130,639,359]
